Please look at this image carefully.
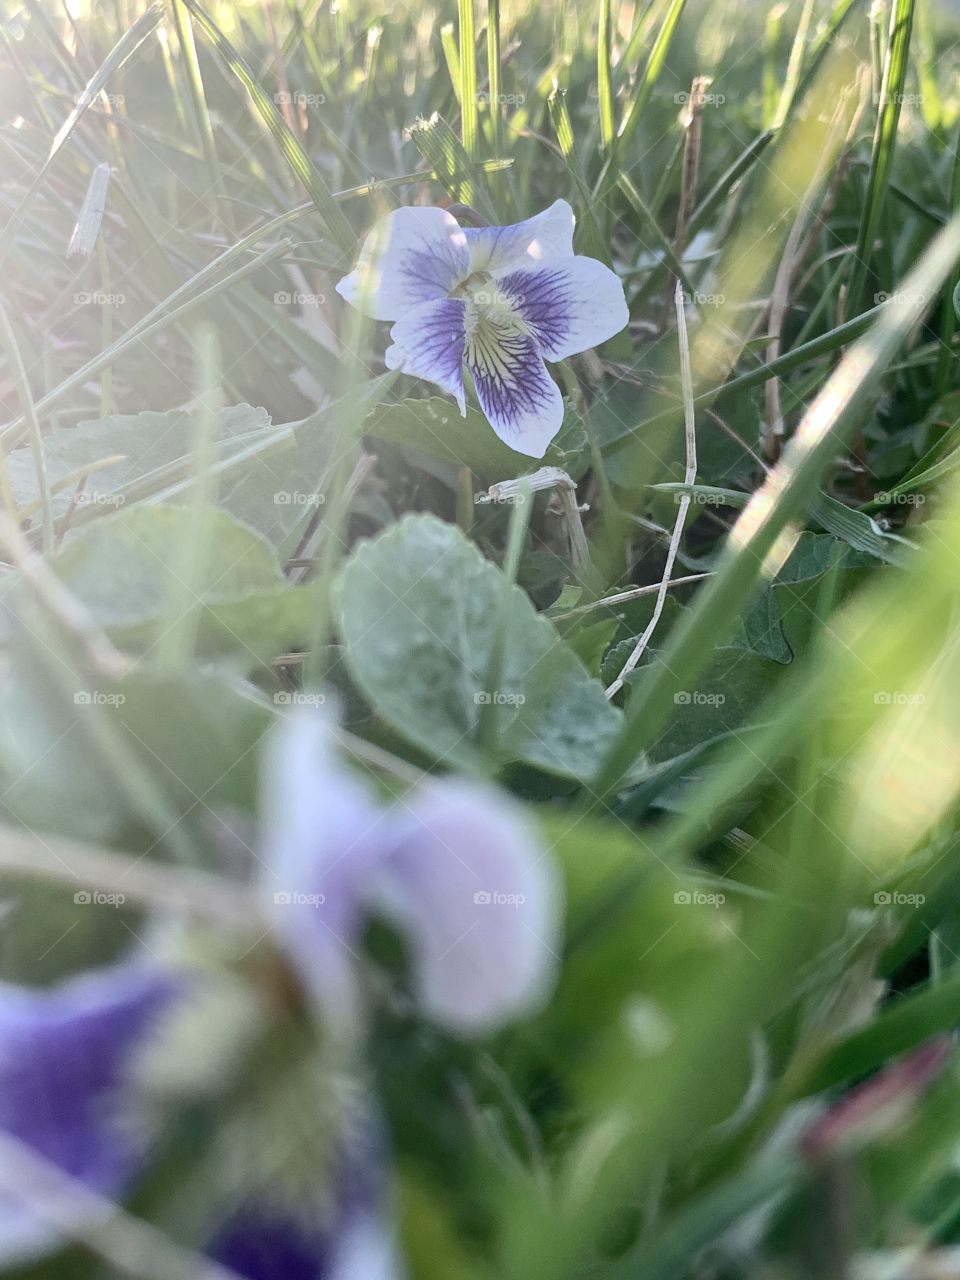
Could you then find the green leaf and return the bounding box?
[605,642,782,760]
[364,396,588,481]
[334,514,621,777]
[43,506,315,666]
[8,404,272,515]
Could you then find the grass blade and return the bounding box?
[591,212,960,802]
[182,0,355,257]
[485,0,503,156]
[458,0,479,160]
[848,0,918,311]
[597,0,615,151]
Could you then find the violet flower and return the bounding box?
[0,712,561,1277]
[0,962,402,1279]
[335,200,628,458]
[262,710,563,1038]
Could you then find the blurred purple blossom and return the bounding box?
[0,709,561,1276]
[262,709,562,1037]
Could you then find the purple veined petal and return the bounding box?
[335,207,470,322]
[384,298,467,414]
[260,711,391,1035]
[211,1107,404,1280]
[365,780,563,1035]
[466,325,564,459]
[0,963,182,1263]
[462,199,575,275]
[495,257,629,362]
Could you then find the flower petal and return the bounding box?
[367,780,562,1035]
[462,199,575,274]
[496,256,629,361]
[384,298,467,413]
[467,330,563,458]
[0,963,180,1262]
[335,207,469,321]
[261,710,389,1035]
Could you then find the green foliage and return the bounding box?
[334,514,620,777]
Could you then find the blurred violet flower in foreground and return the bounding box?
[0,711,561,1277]
[262,709,563,1037]
[336,199,628,458]
[0,964,400,1279]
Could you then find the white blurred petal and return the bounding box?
[368,781,562,1035]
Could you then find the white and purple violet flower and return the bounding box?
[0,711,562,1279]
[336,199,629,458]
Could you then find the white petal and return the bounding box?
[260,709,385,1035]
[496,256,629,361]
[467,329,564,458]
[463,199,576,274]
[335,207,470,321]
[367,781,562,1035]
[384,298,467,413]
